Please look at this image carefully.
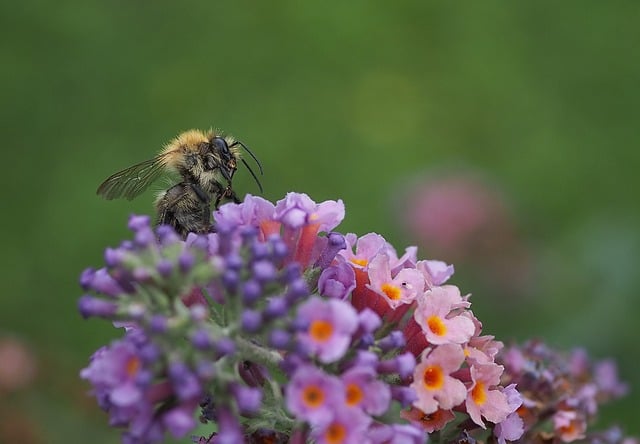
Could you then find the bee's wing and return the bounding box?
[97,155,168,200]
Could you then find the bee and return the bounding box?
[97,129,263,237]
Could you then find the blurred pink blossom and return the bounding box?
[0,336,37,392]
[399,172,532,295]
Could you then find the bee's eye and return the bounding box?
[211,137,229,155]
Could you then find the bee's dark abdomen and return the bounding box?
[156,183,211,238]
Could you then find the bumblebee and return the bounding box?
[97,129,262,237]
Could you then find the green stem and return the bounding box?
[235,336,284,369]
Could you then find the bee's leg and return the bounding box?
[214,185,240,209]
[190,183,210,204]
[226,184,241,204]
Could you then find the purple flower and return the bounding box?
[341,365,390,415]
[493,384,524,443]
[78,295,118,319]
[594,359,628,397]
[367,423,425,444]
[128,214,151,231]
[241,309,263,333]
[162,403,198,438]
[168,361,202,402]
[156,225,181,246]
[214,407,244,444]
[80,267,124,296]
[356,308,382,335]
[213,194,277,237]
[377,331,405,352]
[313,232,347,269]
[231,384,263,415]
[318,256,356,299]
[494,412,524,444]
[80,336,146,408]
[377,352,416,380]
[309,406,371,444]
[296,297,358,363]
[285,365,345,426]
[274,192,344,232]
[252,259,277,283]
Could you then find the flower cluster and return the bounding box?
[337,230,521,442]
[79,192,634,444]
[496,340,636,444]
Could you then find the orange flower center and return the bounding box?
[309,320,333,342]
[126,357,140,377]
[345,383,364,406]
[471,381,486,405]
[423,365,444,390]
[381,283,401,300]
[350,258,368,267]
[324,422,347,444]
[427,315,447,336]
[560,422,577,435]
[302,384,325,408]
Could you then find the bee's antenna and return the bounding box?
[241,158,264,193]
[232,141,263,175]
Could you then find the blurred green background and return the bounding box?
[1,1,639,442]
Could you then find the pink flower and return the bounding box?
[465,335,504,365]
[410,344,467,413]
[465,362,511,427]
[401,174,513,259]
[274,193,345,268]
[366,253,425,310]
[339,232,389,271]
[399,173,532,295]
[416,259,454,287]
[414,285,475,345]
[553,410,586,442]
[0,336,37,392]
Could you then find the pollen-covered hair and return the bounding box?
[96,128,262,201]
[160,129,236,168]
[160,129,210,169]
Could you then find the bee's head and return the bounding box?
[207,136,237,181]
